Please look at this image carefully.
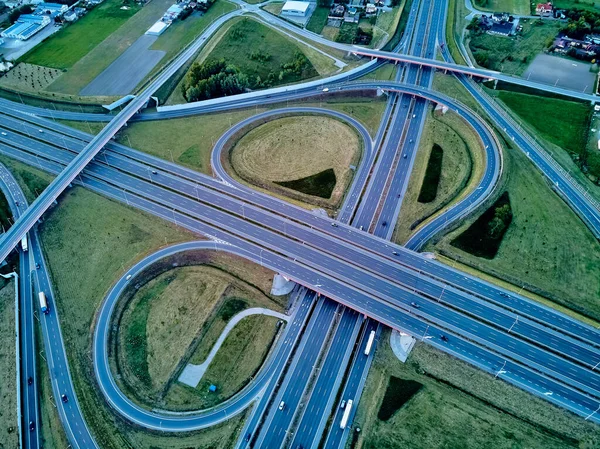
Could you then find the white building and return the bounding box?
[1,14,50,40]
[281,0,310,16]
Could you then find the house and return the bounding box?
[490,21,513,36]
[365,3,377,15]
[36,2,68,16]
[491,12,509,22]
[63,10,78,21]
[330,4,345,17]
[535,2,553,16]
[344,6,359,23]
[1,14,50,40]
[281,0,310,16]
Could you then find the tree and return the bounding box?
[9,4,33,23]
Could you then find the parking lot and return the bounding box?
[523,53,597,94]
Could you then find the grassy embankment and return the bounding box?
[352,330,600,449]
[117,94,386,175]
[262,2,283,15]
[0,281,18,449]
[488,87,600,180]
[117,258,284,411]
[163,17,335,105]
[227,115,361,212]
[469,20,562,74]
[445,0,468,65]
[32,183,256,448]
[394,108,484,244]
[306,6,330,34]
[430,75,600,321]
[471,0,530,15]
[55,119,106,135]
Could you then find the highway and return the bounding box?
[0,164,40,449]
[0,1,598,446]
[0,8,243,264]
[3,95,600,425]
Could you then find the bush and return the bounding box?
[181,59,248,102]
[452,191,513,259]
[9,4,33,23]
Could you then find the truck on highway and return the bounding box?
[39,292,49,314]
[339,399,353,429]
[21,235,28,252]
[364,330,375,356]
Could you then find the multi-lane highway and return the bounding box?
[0,1,599,447]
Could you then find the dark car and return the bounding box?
[410,302,420,309]
[440,335,449,342]
[61,394,68,403]
[35,263,40,269]
[27,377,33,385]
[29,421,35,432]
[382,221,387,227]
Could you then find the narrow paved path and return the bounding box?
[178,308,289,387]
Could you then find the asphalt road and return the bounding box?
[4,108,600,424]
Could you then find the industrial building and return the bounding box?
[281,0,310,16]
[1,14,50,40]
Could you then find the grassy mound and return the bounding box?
[418,144,444,203]
[452,192,513,259]
[276,168,337,199]
[377,376,423,421]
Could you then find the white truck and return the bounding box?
[339,399,353,429]
[364,330,375,356]
[21,235,28,252]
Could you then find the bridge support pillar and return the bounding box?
[271,274,295,296]
[390,329,416,362]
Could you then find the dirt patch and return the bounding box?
[230,115,361,211]
[0,63,62,92]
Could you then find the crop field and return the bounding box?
[21,0,140,70]
[0,63,62,92]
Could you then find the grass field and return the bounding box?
[46,0,173,96]
[472,0,530,15]
[118,96,385,176]
[360,63,398,81]
[371,6,402,49]
[229,115,361,209]
[432,144,600,320]
[492,89,596,175]
[0,281,17,449]
[165,314,280,410]
[21,0,140,69]
[56,119,106,135]
[306,6,329,34]
[394,109,481,245]
[469,20,562,75]
[445,0,469,65]
[553,0,600,12]
[353,331,600,449]
[262,2,283,15]
[0,155,53,202]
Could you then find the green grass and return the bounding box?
[432,145,600,320]
[382,0,414,51]
[118,96,386,175]
[445,0,468,65]
[306,6,329,34]
[377,376,422,421]
[452,191,513,258]
[21,0,140,69]
[371,6,402,49]
[360,63,398,81]
[472,0,530,15]
[469,20,562,75]
[0,155,53,202]
[353,332,600,449]
[262,2,283,15]
[56,119,105,135]
[394,108,481,245]
[493,90,595,174]
[417,144,444,203]
[46,0,174,96]
[276,168,337,198]
[0,281,18,449]
[165,314,280,410]
[204,18,318,86]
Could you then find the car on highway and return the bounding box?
[410,302,420,309]
[35,263,40,269]
[403,154,407,159]
[322,88,329,92]
[29,421,35,432]
[1,132,6,136]
[340,400,346,409]
[440,335,449,342]
[61,394,68,403]
[151,170,158,175]
[27,377,33,385]
[331,223,338,227]
[38,129,43,133]
[278,401,285,410]
[381,221,387,227]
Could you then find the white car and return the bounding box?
[38,129,44,133]
[0,132,5,136]
[278,401,285,410]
